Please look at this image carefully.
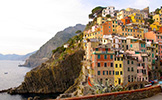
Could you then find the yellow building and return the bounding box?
[160,9,162,14]
[150,22,162,31]
[114,55,124,86]
[126,8,140,12]
[153,14,162,23]
[116,25,145,39]
[129,13,145,25]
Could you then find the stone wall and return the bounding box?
[62,86,161,100]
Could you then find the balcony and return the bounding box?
[93,51,114,54]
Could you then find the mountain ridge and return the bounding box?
[0,51,36,61]
[23,24,85,67]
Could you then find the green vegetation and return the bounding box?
[147,19,154,24]
[106,14,111,18]
[88,6,106,19]
[155,8,161,14]
[89,79,126,94]
[75,30,82,34]
[52,32,83,65]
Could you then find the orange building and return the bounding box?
[144,31,157,42]
[100,21,113,36]
[121,17,131,25]
[159,27,162,33]
[84,21,112,39]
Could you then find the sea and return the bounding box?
[0,60,59,100]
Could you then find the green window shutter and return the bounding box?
[110,55,113,59]
[98,71,100,75]
[103,71,105,75]
[98,55,101,59]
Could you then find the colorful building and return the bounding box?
[116,25,144,39]
[91,44,115,84]
[150,22,162,31]
[121,16,131,25]
[102,6,115,17]
[153,14,162,23]
[114,54,124,86]
[129,13,145,25]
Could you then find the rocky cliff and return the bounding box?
[9,33,85,94]
[23,24,85,67]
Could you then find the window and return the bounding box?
[109,26,111,28]
[98,71,100,75]
[109,71,111,75]
[104,63,107,67]
[128,67,130,71]
[104,55,107,59]
[127,60,129,64]
[120,71,123,75]
[120,64,122,68]
[111,63,113,67]
[128,75,130,82]
[96,48,98,51]
[137,69,139,73]
[98,55,101,59]
[98,63,100,67]
[110,55,113,59]
[144,44,145,47]
[103,71,105,75]
[116,64,118,68]
[113,71,114,75]
[130,44,132,48]
[152,53,154,58]
[107,71,108,75]
[131,61,133,64]
[141,44,143,47]
[131,67,134,71]
[116,71,119,75]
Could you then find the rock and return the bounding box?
[9,50,85,94]
[33,96,40,100]
[28,97,33,100]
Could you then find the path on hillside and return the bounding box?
[141,93,162,100]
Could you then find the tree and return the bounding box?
[106,14,111,18]
[75,30,82,34]
[155,8,160,14]
[148,19,154,24]
[89,13,95,19]
[88,6,106,19]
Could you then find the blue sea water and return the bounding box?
[0,60,59,100]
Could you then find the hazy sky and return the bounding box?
[0,0,161,55]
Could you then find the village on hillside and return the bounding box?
[82,6,162,91]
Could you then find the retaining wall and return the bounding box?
[62,85,161,100]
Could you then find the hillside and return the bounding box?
[9,33,85,94]
[23,24,85,67]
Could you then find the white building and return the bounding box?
[102,6,115,17]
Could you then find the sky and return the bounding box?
[0,0,161,55]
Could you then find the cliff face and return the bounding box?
[10,50,84,94]
[23,24,85,67]
[10,33,85,94]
